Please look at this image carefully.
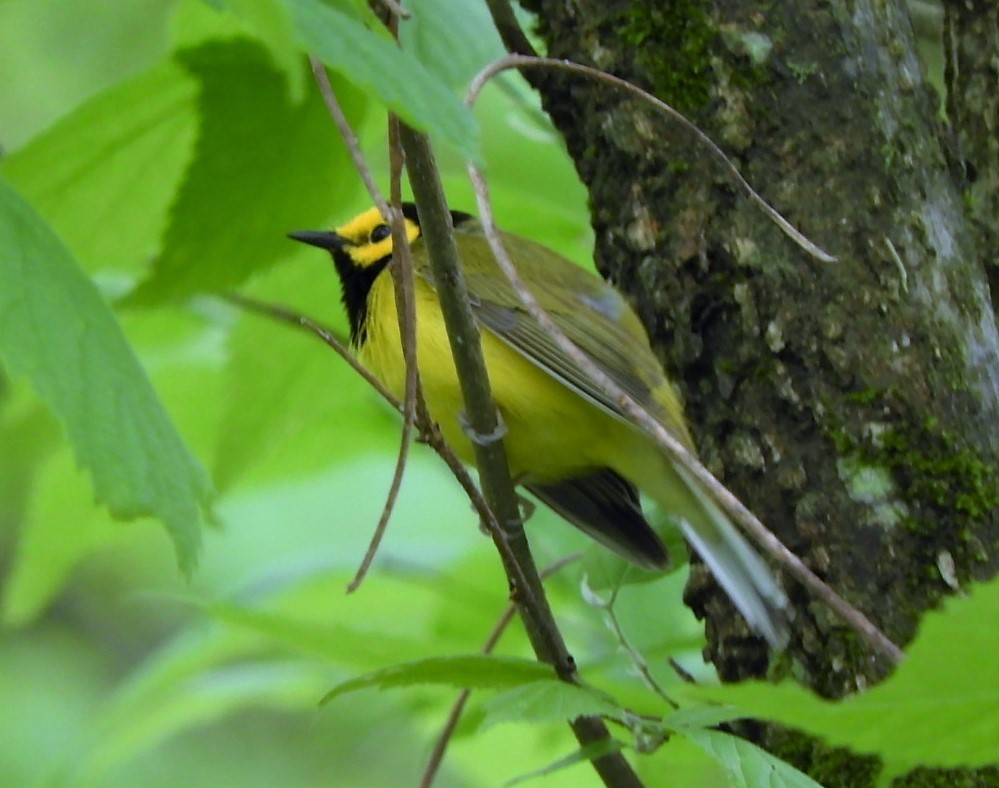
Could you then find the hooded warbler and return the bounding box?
[291,204,789,647]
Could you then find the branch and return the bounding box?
[421,552,582,788]
[467,55,836,264]
[399,125,643,788]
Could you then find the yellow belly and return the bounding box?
[357,274,636,482]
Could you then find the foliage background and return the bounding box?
[0,1,995,786]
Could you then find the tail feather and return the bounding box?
[672,465,789,648]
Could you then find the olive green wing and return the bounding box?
[441,223,694,449]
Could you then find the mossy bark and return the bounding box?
[944,0,999,312]
[514,0,999,782]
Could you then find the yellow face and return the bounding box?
[334,207,422,268]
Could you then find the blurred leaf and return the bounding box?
[126,38,357,305]
[681,728,823,788]
[283,0,480,161]
[399,0,504,90]
[0,178,211,573]
[0,61,198,271]
[2,449,117,626]
[205,602,445,665]
[0,627,112,786]
[687,578,999,776]
[80,660,328,784]
[480,680,623,731]
[506,739,625,786]
[213,257,396,490]
[660,704,742,732]
[322,655,554,704]
[216,0,305,97]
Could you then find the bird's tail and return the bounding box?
[649,461,790,648]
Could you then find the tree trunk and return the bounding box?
[514,0,999,782]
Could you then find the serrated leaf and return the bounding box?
[0,62,199,272]
[681,728,823,788]
[126,38,357,305]
[686,579,999,776]
[0,177,211,573]
[480,679,623,731]
[322,655,553,704]
[283,0,480,161]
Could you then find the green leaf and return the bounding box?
[213,258,396,491]
[0,177,211,573]
[2,448,118,626]
[322,655,554,704]
[399,0,504,91]
[282,0,480,161]
[660,704,744,732]
[506,739,626,787]
[687,578,999,776]
[481,680,624,730]
[681,728,824,788]
[126,37,358,305]
[205,603,443,667]
[216,0,306,98]
[0,61,199,272]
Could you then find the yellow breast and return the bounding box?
[357,272,639,482]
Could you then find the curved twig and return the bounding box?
[466,55,836,264]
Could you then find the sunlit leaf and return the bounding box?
[0,62,199,272]
[687,579,999,776]
[506,739,626,786]
[322,655,554,704]
[681,728,823,788]
[480,680,623,730]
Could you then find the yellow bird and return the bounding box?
[291,204,788,646]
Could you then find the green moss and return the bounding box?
[769,728,881,786]
[830,406,998,538]
[787,60,819,84]
[844,387,882,405]
[616,2,717,114]
[879,422,997,522]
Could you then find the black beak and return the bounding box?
[287,230,347,251]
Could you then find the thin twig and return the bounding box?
[466,55,836,264]
[344,115,424,593]
[310,56,435,592]
[221,294,395,403]
[379,0,411,20]
[483,0,538,58]
[421,552,583,788]
[224,292,508,549]
[603,586,678,709]
[309,57,391,221]
[462,58,902,665]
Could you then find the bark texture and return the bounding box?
[944,0,999,311]
[514,0,999,782]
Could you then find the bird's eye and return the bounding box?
[370,224,391,243]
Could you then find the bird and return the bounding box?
[290,203,789,647]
